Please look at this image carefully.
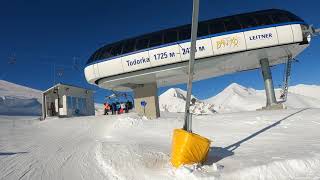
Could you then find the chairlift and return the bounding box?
[105,91,134,107]
[8,56,16,65]
[57,68,64,77]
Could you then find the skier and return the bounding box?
[103,103,110,115]
[120,102,125,110]
[50,102,55,116]
[112,103,116,115]
[119,107,124,114]
[110,102,114,115]
[128,101,133,110]
[125,101,130,113]
[116,102,121,114]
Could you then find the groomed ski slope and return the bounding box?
[1,108,320,179]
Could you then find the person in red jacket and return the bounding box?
[103,103,110,115]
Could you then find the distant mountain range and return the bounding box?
[160,83,320,114]
[1,80,320,116]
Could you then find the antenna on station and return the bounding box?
[57,68,64,77]
[72,56,82,71]
[8,53,17,65]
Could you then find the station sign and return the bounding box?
[140,100,147,107]
[149,44,181,67]
[179,38,214,61]
[211,32,246,55]
[121,51,151,72]
[244,27,278,50]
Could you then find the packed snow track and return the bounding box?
[1,109,320,180]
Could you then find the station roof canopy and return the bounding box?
[43,83,92,94]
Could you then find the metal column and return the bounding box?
[183,0,199,132]
[41,93,46,120]
[133,83,160,119]
[260,58,277,107]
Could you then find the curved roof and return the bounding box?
[87,9,304,65]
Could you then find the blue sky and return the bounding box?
[0,0,319,102]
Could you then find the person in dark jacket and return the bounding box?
[116,102,121,114]
[125,101,130,113]
[50,102,56,116]
[112,103,116,115]
[110,102,114,115]
[128,101,133,110]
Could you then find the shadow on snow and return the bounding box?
[0,152,28,156]
[204,108,309,165]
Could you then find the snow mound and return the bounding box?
[205,83,320,113]
[113,116,146,128]
[159,88,216,115]
[0,80,42,115]
[172,157,320,180]
[288,84,320,100]
[96,142,170,179]
[224,157,320,179]
[172,163,223,179]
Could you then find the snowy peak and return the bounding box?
[223,83,256,96]
[225,82,245,90]
[160,88,196,101]
[159,88,215,114]
[205,83,257,107]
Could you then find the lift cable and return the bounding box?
[279,25,320,102]
[279,56,293,102]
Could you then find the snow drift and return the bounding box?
[0,80,42,115]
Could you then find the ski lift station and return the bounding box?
[84,9,319,118]
[41,83,95,119]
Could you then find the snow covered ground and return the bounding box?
[1,80,320,179]
[1,108,320,179]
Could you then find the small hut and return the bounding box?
[42,83,94,119]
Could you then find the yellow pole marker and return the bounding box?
[171,129,211,168]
